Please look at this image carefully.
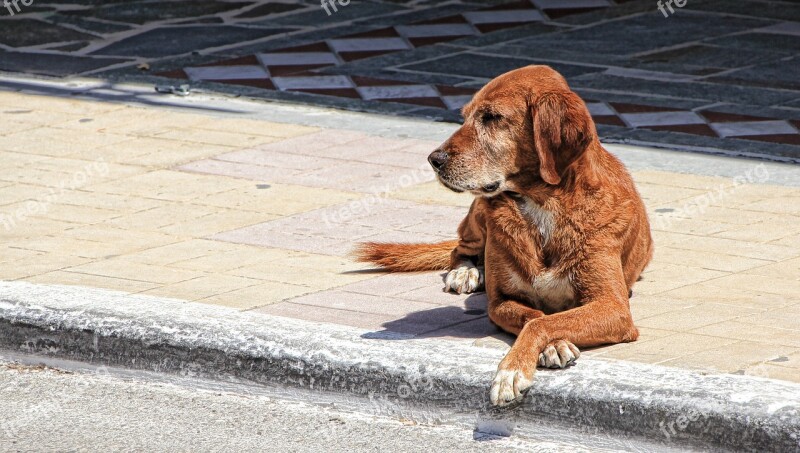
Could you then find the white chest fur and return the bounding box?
[509,269,576,313]
[519,199,554,245]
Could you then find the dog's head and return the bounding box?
[428,65,596,195]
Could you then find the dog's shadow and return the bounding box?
[359,277,515,346]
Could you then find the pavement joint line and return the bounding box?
[0,280,798,452]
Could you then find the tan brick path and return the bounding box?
[1,91,798,382]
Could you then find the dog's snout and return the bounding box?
[428,150,448,171]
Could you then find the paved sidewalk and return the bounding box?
[1,88,799,384]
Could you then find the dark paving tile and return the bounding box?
[687,0,800,22]
[0,19,98,48]
[398,53,603,79]
[632,44,789,71]
[569,73,798,107]
[61,1,252,24]
[234,3,307,19]
[265,3,407,26]
[91,26,296,58]
[47,14,134,34]
[516,13,773,56]
[708,58,800,91]
[0,51,130,76]
[706,33,800,55]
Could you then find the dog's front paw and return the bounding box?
[538,340,580,369]
[490,367,534,406]
[444,264,484,294]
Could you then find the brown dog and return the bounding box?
[355,65,653,406]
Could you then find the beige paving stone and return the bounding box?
[0,183,50,206]
[55,190,164,212]
[197,183,361,216]
[0,246,45,263]
[30,203,122,224]
[24,270,161,293]
[168,245,284,273]
[65,258,202,284]
[689,320,800,348]
[738,303,800,331]
[712,216,800,243]
[104,203,215,231]
[650,216,733,236]
[582,327,676,357]
[154,128,279,148]
[61,224,180,250]
[9,236,134,259]
[387,180,474,207]
[0,93,125,116]
[254,301,392,331]
[0,150,50,168]
[227,263,373,290]
[1,127,134,156]
[634,302,764,331]
[630,294,697,321]
[199,282,313,310]
[122,239,241,266]
[139,274,263,301]
[741,257,800,280]
[655,231,799,261]
[635,262,728,295]
[0,253,93,280]
[0,217,74,241]
[0,109,85,128]
[658,341,794,373]
[598,333,739,364]
[651,246,772,273]
[91,138,237,167]
[632,170,735,191]
[702,273,800,298]
[191,117,318,138]
[659,282,792,310]
[637,183,707,205]
[769,233,800,250]
[87,170,247,202]
[157,209,274,237]
[740,197,800,215]
[740,363,800,382]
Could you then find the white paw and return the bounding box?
[489,368,533,407]
[444,264,484,294]
[538,340,580,369]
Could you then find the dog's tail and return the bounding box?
[353,240,457,272]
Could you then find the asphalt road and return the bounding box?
[0,361,608,453]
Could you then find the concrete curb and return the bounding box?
[1,281,798,452]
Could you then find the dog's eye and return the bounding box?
[481,112,502,124]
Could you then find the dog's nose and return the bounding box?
[428,150,448,171]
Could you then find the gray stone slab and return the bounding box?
[0,51,130,77]
[708,58,800,91]
[60,1,252,25]
[516,13,774,56]
[568,73,798,107]
[91,26,296,58]
[687,0,800,22]
[706,32,800,54]
[0,19,98,48]
[265,3,406,26]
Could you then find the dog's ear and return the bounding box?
[531,91,594,185]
